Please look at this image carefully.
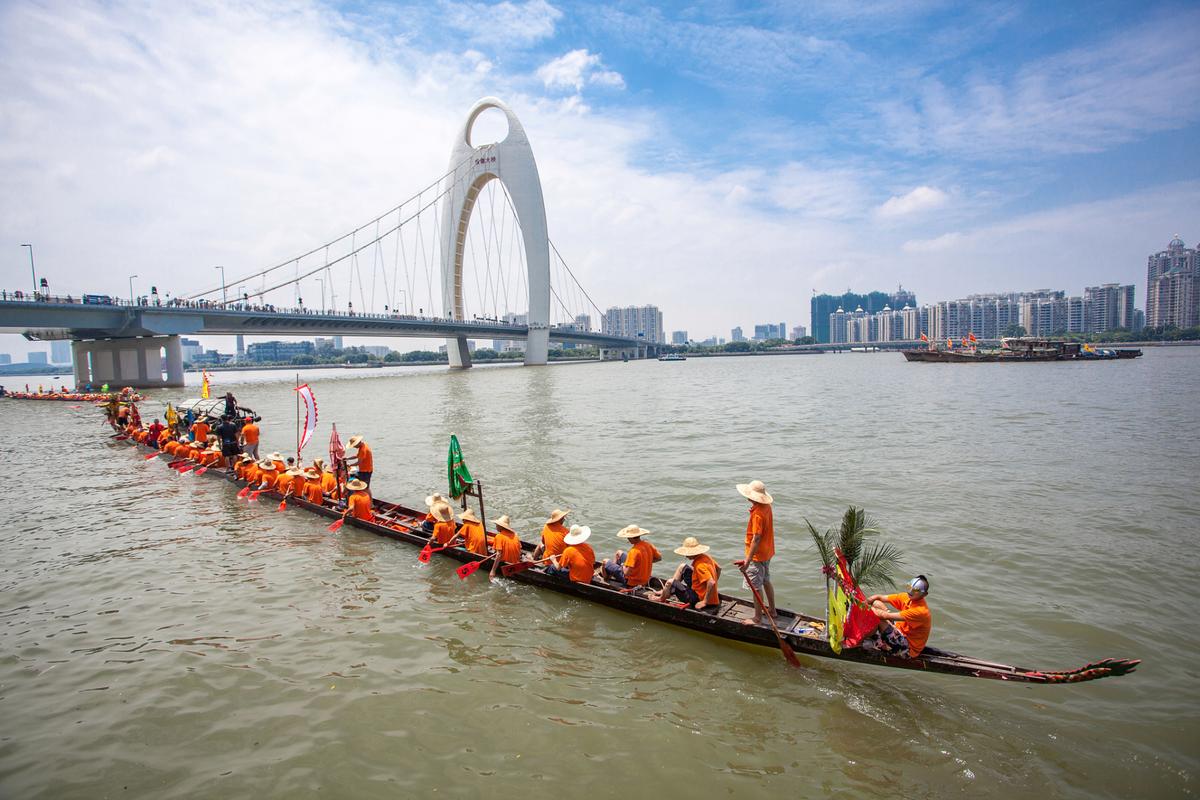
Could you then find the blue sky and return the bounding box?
[1,0,1198,357]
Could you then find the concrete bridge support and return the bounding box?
[70,335,184,389]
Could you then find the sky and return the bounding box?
[1,0,1198,359]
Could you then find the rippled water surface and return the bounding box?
[1,350,1197,798]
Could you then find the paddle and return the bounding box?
[417,541,458,563]
[501,556,555,577]
[194,465,209,475]
[114,435,129,441]
[143,453,159,460]
[736,562,803,669]
[176,464,195,474]
[457,553,498,580]
[237,485,252,499]
[248,488,263,501]
[277,489,293,511]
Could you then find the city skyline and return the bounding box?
[2,2,1199,359]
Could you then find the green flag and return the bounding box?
[448,434,474,498]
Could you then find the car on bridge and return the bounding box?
[83,294,115,305]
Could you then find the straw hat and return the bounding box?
[564,524,592,546]
[431,503,454,522]
[238,454,254,463]
[736,479,773,505]
[257,460,275,470]
[312,458,326,471]
[346,478,368,491]
[617,525,650,540]
[285,467,304,476]
[303,468,320,480]
[424,492,446,508]
[546,508,571,524]
[494,515,516,533]
[459,508,480,524]
[269,452,284,461]
[348,435,365,448]
[673,536,710,557]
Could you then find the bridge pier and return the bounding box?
[525,327,548,366]
[71,335,185,389]
[446,336,472,369]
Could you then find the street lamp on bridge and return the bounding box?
[214,265,227,306]
[20,244,36,297]
[128,274,138,305]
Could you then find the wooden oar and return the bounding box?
[457,553,498,580]
[237,485,252,499]
[277,488,293,511]
[327,510,351,532]
[248,487,264,501]
[501,556,555,577]
[194,464,209,475]
[737,562,803,669]
[143,452,160,460]
[417,541,458,563]
[176,463,195,474]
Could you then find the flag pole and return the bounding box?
[295,373,300,462]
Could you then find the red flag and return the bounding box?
[968,332,977,343]
[946,338,953,348]
[961,337,968,347]
[919,333,928,342]
[833,549,882,649]
[329,423,345,465]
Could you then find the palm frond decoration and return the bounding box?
[806,505,905,591]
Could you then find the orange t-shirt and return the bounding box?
[163,441,177,455]
[559,543,596,583]
[745,502,775,562]
[492,530,522,564]
[691,554,720,605]
[241,422,259,444]
[304,480,323,503]
[289,474,307,496]
[460,521,488,556]
[356,444,373,473]
[348,491,373,521]
[272,460,286,473]
[319,471,337,498]
[886,593,932,657]
[157,430,171,446]
[258,468,278,488]
[432,520,457,546]
[540,521,569,557]
[191,421,209,441]
[244,465,260,486]
[623,540,661,587]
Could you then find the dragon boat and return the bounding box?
[118,436,1139,685]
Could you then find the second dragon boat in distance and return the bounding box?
[903,337,1142,362]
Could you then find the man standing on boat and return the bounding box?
[864,576,932,658]
[733,479,776,626]
[239,417,260,461]
[347,436,373,486]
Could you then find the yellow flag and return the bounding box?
[200,370,210,399]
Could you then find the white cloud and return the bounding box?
[901,231,962,253]
[444,0,562,47]
[536,49,625,92]
[877,185,949,218]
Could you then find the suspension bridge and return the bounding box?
[0,98,653,387]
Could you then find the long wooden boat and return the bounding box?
[903,337,1142,363]
[119,437,1139,684]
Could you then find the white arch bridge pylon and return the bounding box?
[180,96,614,367]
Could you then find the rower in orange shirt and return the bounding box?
[243,458,262,487]
[302,468,324,504]
[865,576,933,658]
[548,525,596,583]
[268,452,286,473]
[532,509,570,560]
[421,493,448,531]
[457,508,488,556]
[488,515,524,578]
[430,503,458,546]
[256,460,278,490]
[733,479,776,626]
[156,426,172,450]
[347,435,373,486]
[601,525,662,590]
[345,478,373,521]
[275,467,297,495]
[655,537,721,611]
[191,418,210,444]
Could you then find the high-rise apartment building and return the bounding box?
[601,305,664,344]
[573,314,592,332]
[731,326,745,342]
[1146,236,1198,329]
[1083,284,1136,331]
[670,330,688,345]
[811,287,916,342]
[753,323,786,340]
[50,340,71,364]
[789,325,807,340]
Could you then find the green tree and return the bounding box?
[725,340,752,352]
[1003,324,1027,337]
[806,507,905,590]
[796,336,817,345]
[290,354,316,365]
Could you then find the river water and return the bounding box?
[1,349,1196,798]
